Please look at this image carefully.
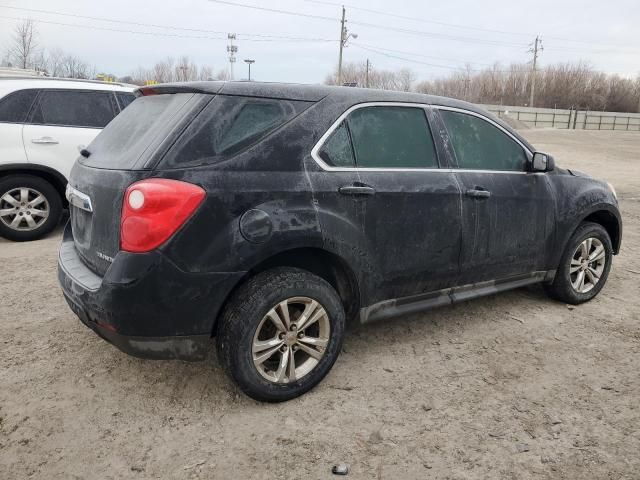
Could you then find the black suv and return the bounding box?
[58,82,621,402]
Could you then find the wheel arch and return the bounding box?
[0,164,68,207]
[581,207,621,254]
[213,246,361,336]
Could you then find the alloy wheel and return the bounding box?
[252,296,331,384]
[570,237,606,293]
[0,187,50,232]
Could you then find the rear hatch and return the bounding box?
[68,92,210,275]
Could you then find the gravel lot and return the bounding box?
[1,129,639,479]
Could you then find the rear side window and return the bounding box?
[319,122,355,167]
[116,92,136,110]
[31,90,116,128]
[80,93,195,169]
[346,106,438,168]
[440,110,527,171]
[161,95,310,168]
[0,89,38,123]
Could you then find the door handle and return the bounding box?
[465,188,491,199]
[31,137,59,145]
[339,185,376,196]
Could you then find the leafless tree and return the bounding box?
[325,61,417,91]
[8,19,38,69]
[130,57,225,84]
[60,54,92,79]
[215,68,231,81]
[413,62,640,112]
[46,48,65,77]
[175,56,198,82]
[199,65,214,81]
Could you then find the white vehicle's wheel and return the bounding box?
[0,175,62,241]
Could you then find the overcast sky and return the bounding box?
[0,0,638,83]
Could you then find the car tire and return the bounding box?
[544,222,613,304]
[216,267,346,402]
[0,175,63,242]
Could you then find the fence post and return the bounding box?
[598,115,602,130]
[627,117,630,131]
[583,111,588,130]
[567,108,572,129]
[613,116,616,131]
[534,111,538,127]
[552,111,556,128]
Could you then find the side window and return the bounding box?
[346,106,438,169]
[116,92,136,110]
[440,110,527,171]
[30,90,116,128]
[161,95,310,168]
[0,89,38,123]
[318,122,355,167]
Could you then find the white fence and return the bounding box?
[480,104,640,131]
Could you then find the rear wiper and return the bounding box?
[80,148,91,158]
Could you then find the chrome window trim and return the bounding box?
[310,101,441,172]
[65,184,93,213]
[310,101,534,174]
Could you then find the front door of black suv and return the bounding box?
[312,104,463,304]
[438,108,555,283]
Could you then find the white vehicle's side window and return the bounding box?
[0,89,38,124]
[30,90,117,129]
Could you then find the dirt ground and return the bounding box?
[1,129,639,479]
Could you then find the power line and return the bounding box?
[209,0,529,48]
[0,14,336,43]
[303,0,531,38]
[208,0,337,22]
[0,5,336,42]
[351,44,476,71]
[352,43,506,68]
[352,43,524,74]
[302,0,638,51]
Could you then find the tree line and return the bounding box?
[327,61,640,113]
[2,20,226,85]
[2,19,95,79]
[126,56,228,85]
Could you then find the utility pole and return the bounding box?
[529,35,543,107]
[337,6,346,85]
[337,6,357,86]
[244,59,255,81]
[227,33,237,80]
[365,58,370,88]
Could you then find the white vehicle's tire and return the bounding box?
[0,175,62,241]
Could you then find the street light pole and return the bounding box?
[244,59,255,81]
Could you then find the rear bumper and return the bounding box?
[57,222,245,361]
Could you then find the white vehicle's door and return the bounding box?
[23,89,118,180]
[0,89,40,166]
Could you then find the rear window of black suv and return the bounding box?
[160,95,312,169]
[80,93,196,170]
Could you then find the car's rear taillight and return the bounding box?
[120,179,205,253]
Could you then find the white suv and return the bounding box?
[0,77,135,241]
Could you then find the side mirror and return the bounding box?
[532,152,555,172]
